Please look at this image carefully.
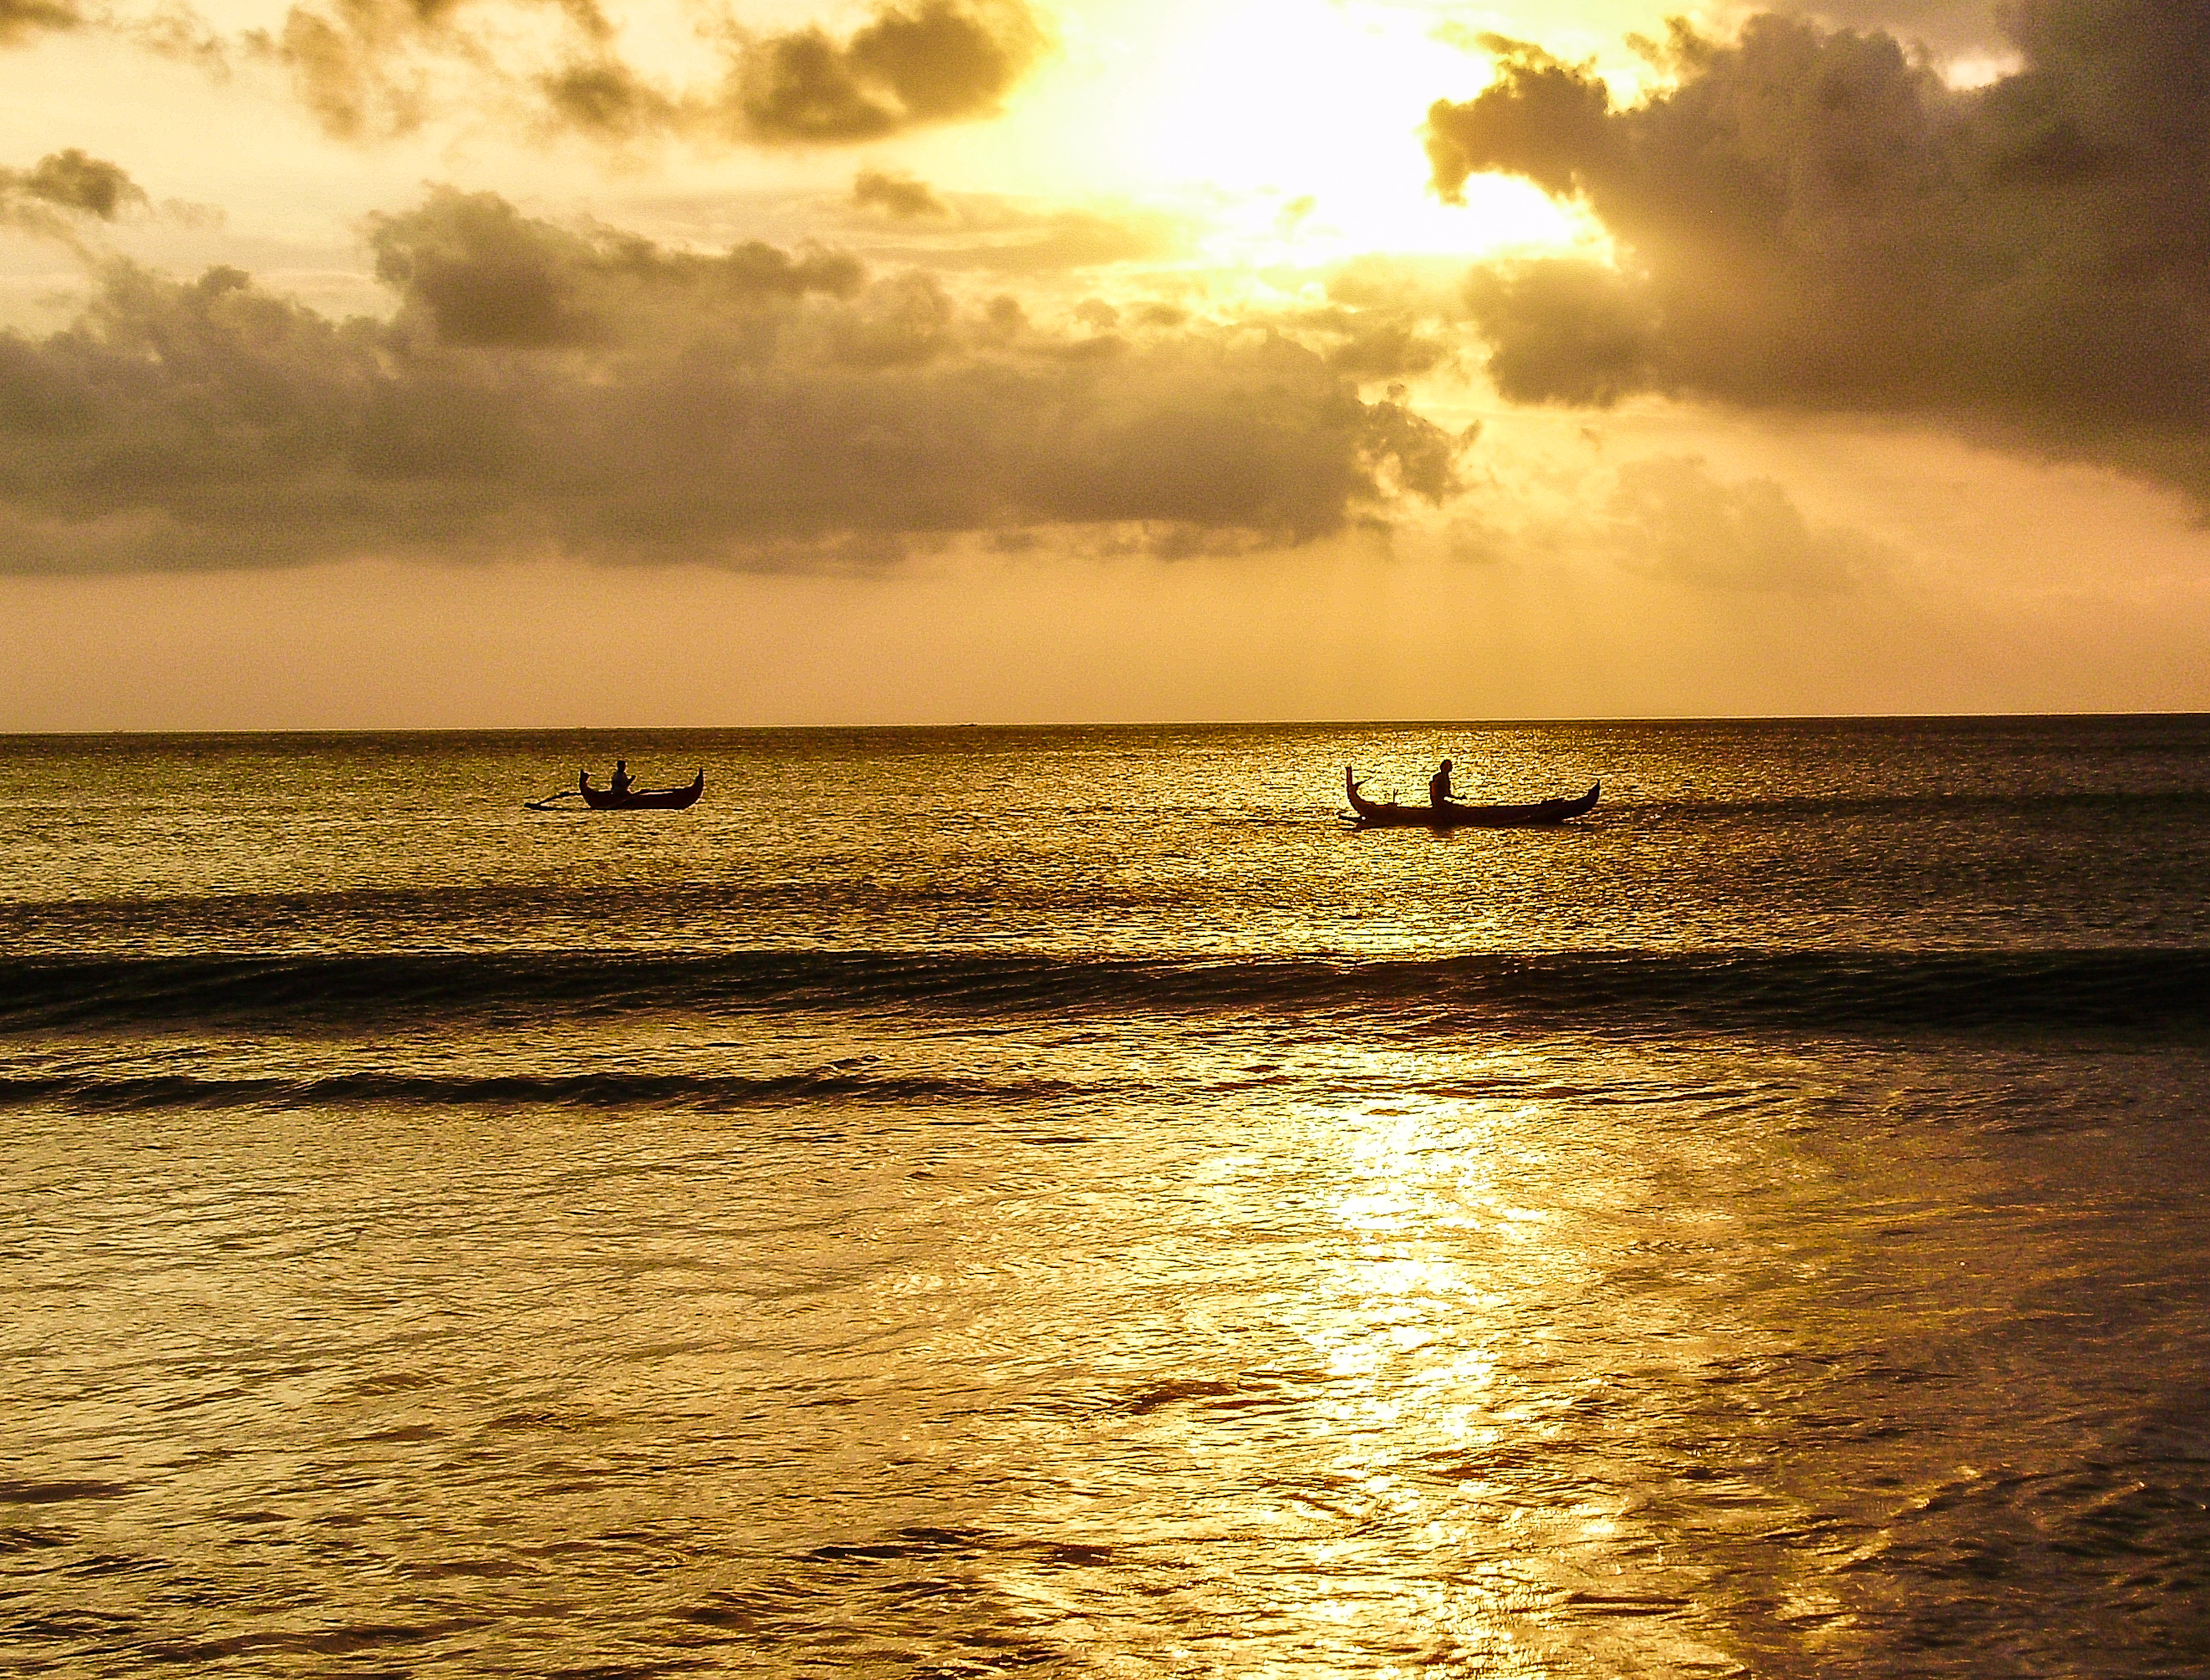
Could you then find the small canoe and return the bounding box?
[578,770,705,811]
[1344,766,1598,829]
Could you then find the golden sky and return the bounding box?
[1,0,2205,725]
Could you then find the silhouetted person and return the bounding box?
[611,760,634,797]
[1428,758,1456,807]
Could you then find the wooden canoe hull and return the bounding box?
[1344,766,1598,828]
[579,770,705,811]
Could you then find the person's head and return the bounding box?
[1441,758,1453,771]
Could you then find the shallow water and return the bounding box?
[2,719,2207,1676]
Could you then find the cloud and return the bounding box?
[3,150,144,219]
[1460,260,1650,405]
[257,0,1047,145]
[796,183,1196,275]
[853,169,948,219]
[536,55,683,140]
[1263,303,1454,384]
[1426,3,2210,501]
[0,189,1468,573]
[1746,2,2005,56]
[1604,455,1888,592]
[0,0,77,44]
[924,206,1187,274]
[260,0,466,141]
[0,149,148,244]
[1413,424,1896,593]
[365,188,866,347]
[733,0,1046,144]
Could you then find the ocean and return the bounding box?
[2,717,2206,1677]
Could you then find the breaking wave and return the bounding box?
[2,948,2203,1039]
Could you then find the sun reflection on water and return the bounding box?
[8,980,2204,1674]
[1221,1077,1591,1670]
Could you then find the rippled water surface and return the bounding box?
[3,719,2207,1677]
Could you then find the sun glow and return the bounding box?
[996,0,1594,263]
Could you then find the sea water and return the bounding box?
[1,718,2206,1677]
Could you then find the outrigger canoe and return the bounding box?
[527,770,705,812]
[580,769,705,811]
[1343,766,1598,829]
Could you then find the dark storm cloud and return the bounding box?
[0,0,78,43]
[1425,3,2210,497]
[0,190,1467,573]
[0,150,147,242]
[260,0,1046,145]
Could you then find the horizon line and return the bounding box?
[3,709,2206,740]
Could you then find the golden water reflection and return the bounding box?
[6,1031,2205,1674]
[1214,1061,1826,1676]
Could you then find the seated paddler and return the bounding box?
[1428,758,1458,807]
[579,760,636,797]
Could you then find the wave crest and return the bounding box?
[1,948,2202,1038]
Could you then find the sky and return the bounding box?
[2,0,2207,726]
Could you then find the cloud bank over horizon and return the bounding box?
[0,182,1465,573]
